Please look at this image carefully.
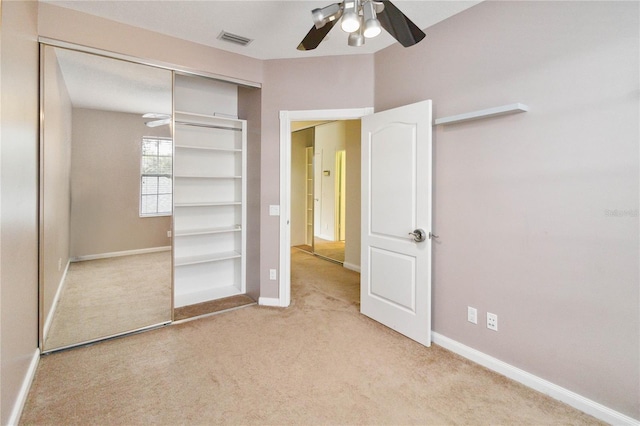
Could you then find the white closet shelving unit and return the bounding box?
[305,146,314,246]
[173,74,246,308]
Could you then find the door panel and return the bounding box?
[361,100,432,347]
[370,123,416,238]
[369,247,416,311]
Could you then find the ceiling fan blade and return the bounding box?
[378,0,426,48]
[145,118,171,128]
[297,19,338,51]
[142,113,171,119]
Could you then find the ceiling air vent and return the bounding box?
[217,31,253,47]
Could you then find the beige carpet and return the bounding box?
[313,237,346,263]
[43,251,172,351]
[22,250,602,425]
[174,294,256,321]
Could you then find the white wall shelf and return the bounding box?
[434,103,529,126]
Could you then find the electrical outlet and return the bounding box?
[167,230,172,238]
[269,269,277,280]
[487,312,498,331]
[467,306,477,324]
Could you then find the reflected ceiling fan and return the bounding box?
[297,0,425,50]
[143,113,171,127]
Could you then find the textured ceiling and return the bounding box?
[43,0,481,60]
[53,47,173,115]
[48,1,481,114]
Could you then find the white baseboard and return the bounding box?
[258,296,283,307]
[343,262,360,273]
[71,246,171,262]
[7,348,40,426]
[431,332,639,426]
[316,233,334,242]
[42,260,70,341]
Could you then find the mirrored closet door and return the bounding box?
[291,122,350,264]
[39,45,173,352]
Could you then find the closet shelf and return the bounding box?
[175,144,242,152]
[175,251,242,267]
[174,226,241,237]
[174,111,243,131]
[174,175,242,179]
[174,201,241,207]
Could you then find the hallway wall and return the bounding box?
[260,55,374,298]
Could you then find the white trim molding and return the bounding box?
[258,296,283,307]
[431,332,639,426]
[279,107,373,309]
[7,349,40,426]
[343,262,361,273]
[38,37,262,89]
[70,246,171,262]
[42,260,70,341]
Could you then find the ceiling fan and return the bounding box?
[143,113,171,127]
[297,0,426,51]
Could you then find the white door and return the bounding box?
[361,100,433,347]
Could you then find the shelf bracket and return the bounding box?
[433,103,529,126]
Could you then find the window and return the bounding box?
[140,137,172,217]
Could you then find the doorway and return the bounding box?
[278,108,373,307]
[291,123,351,264]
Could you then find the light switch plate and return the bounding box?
[269,205,280,216]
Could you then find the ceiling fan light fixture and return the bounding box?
[298,0,425,51]
[312,3,342,29]
[341,0,361,33]
[348,31,364,47]
[362,1,382,38]
[348,16,365,46]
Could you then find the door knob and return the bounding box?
[408,229,427,242]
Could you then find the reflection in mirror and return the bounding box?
[314,148,346,263]
[40,45,173,352]
[290,121,352,264]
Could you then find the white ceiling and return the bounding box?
[44,0,481,60]
[54,47,173,114]
[49,1,481,115]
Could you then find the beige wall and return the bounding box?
[70,108,171,257]
[343,120,361,270]
[0,0,39,424]
[238,86,262,301]
[260,55,374,298]
[375,1,639,418]
[41,46,73,325]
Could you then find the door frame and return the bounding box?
[278,107,373,307]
